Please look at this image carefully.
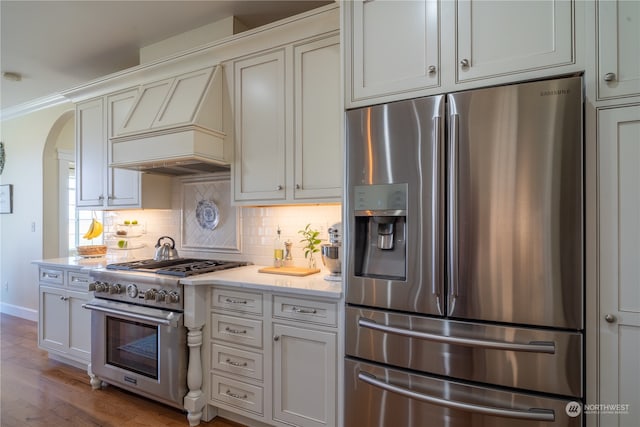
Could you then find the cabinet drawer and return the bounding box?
[66,270,91,291]
[39,268,64,285]
[211,288,263,315]
[210,373,264,415]
[211,343,263,381]
[211,313,263,348]
[273,295,337,327]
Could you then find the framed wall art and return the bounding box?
[0,184,13,214]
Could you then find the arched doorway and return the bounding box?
[42,109,75,259]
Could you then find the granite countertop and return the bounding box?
[181,265,343,299]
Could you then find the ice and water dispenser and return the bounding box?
[352,183,407,281]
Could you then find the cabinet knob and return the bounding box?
[273,335,280,342]
[603,72,616,82]
[295,184,301,190]
[460,59,470,68]
[276,185,283,191]
[604,314,617,323]
[98,195,104,200]
[427,65,437,75]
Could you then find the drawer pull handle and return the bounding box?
[226,358,248,367]
[225,298,248,304]
[59,296,68,301]
[71,277,88,283]
[292,306,317,314]
[43,273,60,279]
[225,390,248,400]
[225,326,247,335]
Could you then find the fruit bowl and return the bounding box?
[76,245,107,257]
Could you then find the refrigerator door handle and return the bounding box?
[357,370,556,422]
[448,113,459,315]
[432,115,443,315]
[358,318,556,354]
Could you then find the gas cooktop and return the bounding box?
[106,258,248,277]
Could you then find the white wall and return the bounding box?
[0,102,75,320]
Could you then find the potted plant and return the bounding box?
[298,224,321,269]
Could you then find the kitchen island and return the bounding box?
[180,265,342,427]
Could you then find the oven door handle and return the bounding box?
[357,371,555,421]
[83,302,181,327]
[358,318,555,354]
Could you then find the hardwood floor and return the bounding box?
[0,313,244,427]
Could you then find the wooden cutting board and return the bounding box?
[258,266,321,276]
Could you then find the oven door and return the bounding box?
[83,299,187,408]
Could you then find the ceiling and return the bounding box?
[0,0,332,114]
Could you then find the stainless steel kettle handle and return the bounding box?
[156,235,175,249]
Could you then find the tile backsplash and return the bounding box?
[107,176,342,267]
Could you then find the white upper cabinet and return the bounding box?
[347,0,439,103]
[106,89,141,207]
[456,0,573,82]
[75,89,172,210]
[345,0,577,107]
[76,98,105,207]
[597,0,640,100]
[233,50,287,203]
[232,32,342,206]
[293,35,342,201]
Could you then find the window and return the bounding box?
[68,164,103,253]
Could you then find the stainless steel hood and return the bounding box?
[110,65,229,176]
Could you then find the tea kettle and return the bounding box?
[154,236,179,261]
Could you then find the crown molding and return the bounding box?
[0,93,70,121]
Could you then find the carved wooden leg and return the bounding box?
[184,326,206,427]
[87,363,102,390]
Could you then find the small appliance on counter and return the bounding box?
[321,226,341,281]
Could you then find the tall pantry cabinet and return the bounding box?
[591,0,640,426]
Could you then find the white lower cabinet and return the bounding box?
[272,323,337,427]
[38,267,92,367]
[207,287,339,427]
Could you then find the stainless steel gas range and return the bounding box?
[83,258,247,409]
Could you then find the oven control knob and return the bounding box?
[165,291,180,304]
[144,288,158,300]
[108,283,123,294]
[93,282,107,292]
[155,290,167,302]
[126,284,138,298]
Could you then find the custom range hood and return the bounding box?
[110,65,229,176]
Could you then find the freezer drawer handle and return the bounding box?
[358,371,555,422]
[358,318,556,354]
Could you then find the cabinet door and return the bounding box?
[272,324,336,427]
[67,289,91,360]
[39,285,68,353]
[293,35,342,201]
[233,50,287,202]
[76,98,105,207]
[598,106,640,426]
[107,89,141,207]
[597,0,640,99]
[456,0,573,82]
[348,0,439,103]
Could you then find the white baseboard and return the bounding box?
[0,302,38,322]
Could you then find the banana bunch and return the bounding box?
[83,218,103,240]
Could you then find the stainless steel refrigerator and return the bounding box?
[345,76,584,427]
